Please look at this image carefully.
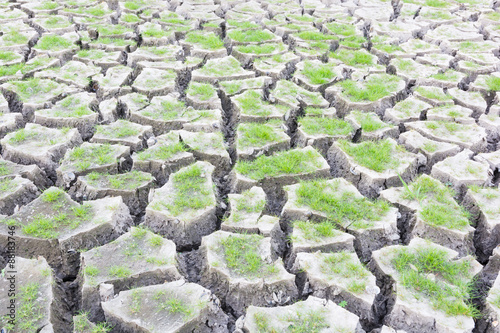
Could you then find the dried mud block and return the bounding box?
[34,92,99,140]
[199,230,298,317]
[102,280,229,333]
[479,106,500,137]
[144,161,217,248]
[282,178,398,261]
[0,112,23,139]
[328,138,426,198]
[232,89,290,122]
[253,52,300,80]
[370,238,482,333]
[326,74,406,117]
[272,79,329,108]
[93,65,134,98]
[448,88,488,115]
[345,111,399,140]
[0,157,50,189]
[399,130,461,171]
[295,115,356,156]
[236,120,290,160]
[34,60,101,89]
[380,174,475,256]
[483,272,500,333]
[412,86,454,107]
[192,56,255,83]
[132,132,195,186]
[390,58,441,86]
[0,188,133,274]
[292,251,379,324]
[73,49,126,70]
[476,148,500,173]
[293,59,342,92]
[219,76,272,98]
[406,120,488,153]
[72,170,154,215]
[31,32,80,60]
[0,257,63,332]
[91,120,153,152]
[470,73,500,95]
[462,186,500,262]
[57,143,131,186]
[0,175,39,215]
[79,227,181,321]
[137,22,176,46]
[131,68,177,97]
[431,149,492,200]
[384,97,432,125]
[239,296,364,333]
[73,312,110,333]
[180,31,228,59]
[1,124,82,179]
[231,146,330,193]
[185,81,222,110]
[426,105,475,124]
[232,43,287,67]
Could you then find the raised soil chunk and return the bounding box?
[232,89,290,122]
[0,257,60,332]
[0,187,132,272]
[292,251,379,324]
[93,65,134,98]
[101,280,229,333]
[426,104,474,124]
[384,96,432,124]
[73,312,111,333]
[370,238,482,333]
[476,148,500,172]
[34,60,101,89]
[219,76,272,97]
[253,52,300,80]
[293,59,342,91]
[470,73,500,95]
[232,146,330,193]
[137,22,176,46]
[0,157,50,189]
[191,56,255,83]
[232,43,287,66]
[31,32,79,59]
[406,120,488,153]
[131,68,177,97]
[144,161,217,248]
[328,138,426,198]
[295,115,355,156]
[345,111,399,140]
[0,112,22,139]
[57,142,131,185]
[34,92,99,140]
[380,174,475,256]
[130,94,222,135]
[398,130,461,171]
[185,81,222,110]
[91,119,153,152]
[483,270,500,333]
[199,230,298,317]
[431,149,492,200]
[181,31,227,59]
[448,88,488,115]
[72,170,154,215]
[326,74,406,116]
[462,186,500,262]
[479,106,500,135]
[177,130,230,173]
[0,175,38,215]
[282,178,398,261]
[240,296,364,333]
[132,132,195,186]
[73,49,126,70]
[236,120,290,160]
[413,86,454,107]
[79,227,181,321]
[271,79,329,108]
[0,123,82,178]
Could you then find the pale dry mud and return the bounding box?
[0,0,499,332]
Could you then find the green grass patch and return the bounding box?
[337,139,401,172]
[185,31,224,50]
[299,116,353,136]
[320,251,370,294]
[330,49,374,66]
[337,74,401,102]
[227,29,275,43]
[301,61,336,85]
[85,171,153,190]
[36,35,73,50]
[237,121,283,148]
[186,82,216,101]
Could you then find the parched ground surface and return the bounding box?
[0,0,500,332]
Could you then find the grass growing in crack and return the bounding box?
[185,31,224,50]
[296,179,391,229]
[237,121,283,148]
[73,311,111,333]
[186,82,216,101]
[337,139,401,172]
[235,148,324,180]
[301,61,336,85]
[220,234,278,277]
[320,251,370,294]
[152,164,213,215]
[65,144,116,172]
[337,74,401,102]
[298,117,353,136]
[391,244,479,317]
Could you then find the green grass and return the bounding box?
[7,128,31,144]
[136,140,187,161]
[157,297,193,317]
[337,139,401,172]
[152,164,213,215]
[65,144,116,172]
[186,82,216,101]
[12,282,44,332]
[485,76,500,91]
[325,22,356,37]
[296,179,391,229]
[108,265,132,278]
[220,234,278,277]
[0,63,24,77]
[0,162,11,176]
[198,56,243,76]
[292,220,340,241]
[301,61,336,85]
[235,148,324,181]
[227,29,274,43]
[7,78,61,102]
[96,120,140,138]
[142,26,171,38]
[122,13,140,23]
[0,177,14,193]
[73,311,111,333]
[2,31,29,45]
[253,309,330,333]
[392,244,479,317]
[35,1,59,10]
[415,86,450,101]
[0,51,18,62]
[36,35,73,50]
[85,171,153,190]
[299,117,353,136]
[237,122,282,148]
[185,31,224,50]
[337,74,401,102]
[352,111,388,132]
[431,70,462,82]
[330,49,374,66]
[425,0,449,7]
[236,43,283,55]
[320,251,370,294]
[296,31,337,41]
